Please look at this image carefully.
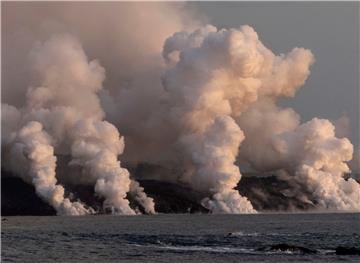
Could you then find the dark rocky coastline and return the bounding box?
[2,165,319,215]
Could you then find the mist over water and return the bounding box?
[2,2,360,215]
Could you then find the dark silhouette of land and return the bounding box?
[2,162,321,215]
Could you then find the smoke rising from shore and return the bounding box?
[2,2,359,214]
[2,34,154,215]
[10,121,91,215]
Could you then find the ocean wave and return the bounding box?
[258,243,317,254]
[150,244,257,254]
[226,231,259,237]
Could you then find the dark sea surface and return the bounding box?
[2,213,360,262]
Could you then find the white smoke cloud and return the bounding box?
[2,34,154,215]
[2,2,359,214]
[129,180,156,215]
[10,121,91,215]
[239,102,359,210]
[238,99,301,171]
[161,25,316,213]
[69,119,135,215]
[282,119,358,210]
[2,2,201,165]
[194,116,255,213]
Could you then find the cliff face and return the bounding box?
[2,165,317,216]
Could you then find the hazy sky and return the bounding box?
[191,1,359,146]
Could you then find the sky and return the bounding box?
[190,1,359,147]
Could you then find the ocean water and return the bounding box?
[2,213,360,262]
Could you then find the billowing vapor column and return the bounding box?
[278,118,359,210]
[2,34,155,215]
[2,4,358,214]
[10,121,91,215]
[238,100,360,211]
[69,119,136,215]
[162,24,316,213]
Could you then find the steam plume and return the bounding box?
[2,2,359,214]
[161,25,315,212]
[2,34,154,215]
[9,121,91,215]
[238,101,360,210]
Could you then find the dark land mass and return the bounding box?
[1,175,209,216]
[335,246,360,255]
[2,174,56,216]
[1,161,321,215]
